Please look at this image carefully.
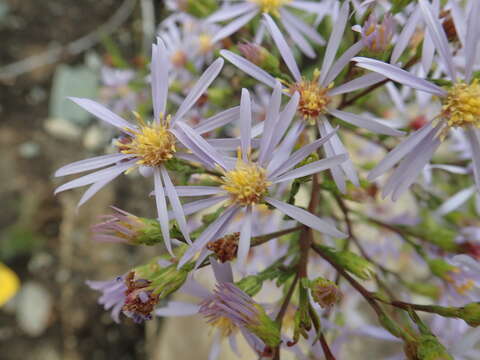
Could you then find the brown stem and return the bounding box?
[319,333,337,360]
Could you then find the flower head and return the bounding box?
[361,13,394,53]
[55,38,228,254]
[175,84,347,269]
[353,0,480,200]
[199,282,281,347]
[207,0,326,57]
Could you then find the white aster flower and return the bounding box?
[206,0,327,57]
[221,5,403,192]
[55,39,232,255]
[172,82,348,268]
[353,0,480,200]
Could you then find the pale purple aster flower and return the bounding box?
[199,281,275,354]
[99,66,142,116]
[159,14,222,75]
[155,259,265,359]
[361,13,395,53]
[206,0,327,58]
[86,276,127,323]
[353,0,480,200]
[173,83,347,268]
[221,6,403,192]
[54,38,230,255]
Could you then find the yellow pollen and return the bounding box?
[198,34,213,54]
[210,316,238,337]
[250,0,292,15]
[442,80,480,128]
[289,70,332,122]
[221,160,270,206]
[118,113,176,167]
[455,279,475,295]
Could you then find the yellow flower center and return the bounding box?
[289,70,331,122]
[118,113,176,167]
[251,0,292,15]
[210,316,238,337]
[221,160,270,206]
[198,34,213,54]
[442,80,480,128]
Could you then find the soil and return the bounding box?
[0,1,167,359]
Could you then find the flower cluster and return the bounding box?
[57,0,480,358]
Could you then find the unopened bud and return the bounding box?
[185,0,218,18]
[238,42,280,74]
[91,207,167,246]
[408,334,453,360]
[460,302,480,327]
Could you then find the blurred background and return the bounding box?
[0,1,195,359]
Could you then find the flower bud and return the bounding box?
[323,246,374,280]
[184,0,218,18]
[460,302,480,327]
[308,277,343,309]
[238,42,280,74]
[409,334,454,360]
[91,207,166,246]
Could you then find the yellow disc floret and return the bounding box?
[442,80,480,128]
[251,0,292,15]
[289,70,332,122]
[221,160,270,206]
[118,113,176,167]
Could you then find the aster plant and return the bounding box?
[55,0,480,359]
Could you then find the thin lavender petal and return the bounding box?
[68,97,136,132]
[154,168,173,255]
[263,14,302,81]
